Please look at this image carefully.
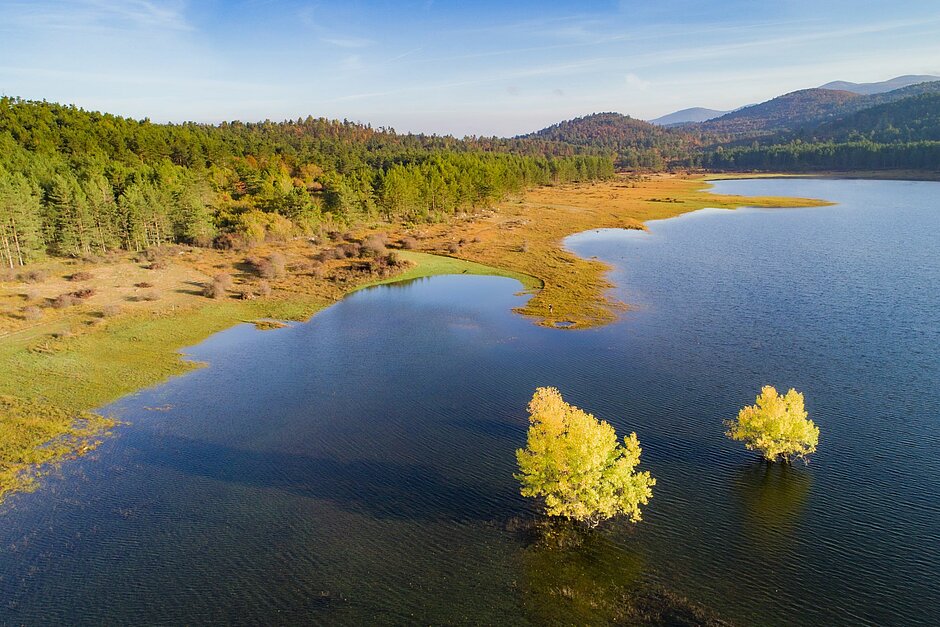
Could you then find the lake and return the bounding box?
[1,178,938,625]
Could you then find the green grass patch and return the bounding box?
[358,251,540,291]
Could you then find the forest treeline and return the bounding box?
[0,98,614,267]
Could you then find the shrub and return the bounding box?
[18,269,48,283]
[51,293,77,309]
[140,290,161,301]
[340,243,359,258]
[361,235,387,257]
[315,248,340,262]
[1,267,18,282]
[213,232,243,250]
[68,271,94,282]
[268,252,286,277]
[341,231,355,242]
[101,304,122,317]
[70,288,96,300]
[148,259,169,270]
[203,273,233,299]
[257,280,272,297]
[141,247,164,262]
[134,282,154,288]
[400,236,417,250]
[447,242,460,254]
[21,306,43,321]
[247,253,287,279]
[327,230,342,241]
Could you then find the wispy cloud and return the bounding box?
[321,36,375,49]
[0,0,191,32]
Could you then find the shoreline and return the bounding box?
[703,169,940,182]
[0,173,831,502]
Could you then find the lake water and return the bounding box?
[1,178,938,625]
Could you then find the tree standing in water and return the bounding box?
[725,386,819,463]
[516,387,655,526]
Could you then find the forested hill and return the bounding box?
[697,81,940,136]
[698,89,862,135]
[518,112,706,168]
[702,90,940,172]
[0,98,613,267]
[800,92,940,143]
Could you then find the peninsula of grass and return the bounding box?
[0,174,830,501]
[358,251,539,291]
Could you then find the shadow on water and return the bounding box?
[143,435,513,522]
[518,520,730,626]
[734,461,811,553]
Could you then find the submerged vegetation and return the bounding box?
[0,395,115,500]
[516,387,655,526]
[725,386,820,463]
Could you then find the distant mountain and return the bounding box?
[819,75,940,96]
[649,107,729,126]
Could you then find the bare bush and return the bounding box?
[342,231,355,242]
[268,252,286,277]
[213,233,243,250]
[447,242,460,254]
[203,273,233,299]
[21,306,43,321]
[148,258,169,270]
[340,243,359,258]
[135,281,154,288]
[257,280,272,297]
[315,247,340,262]
[69,271,94,282]
[19,269,48,283]
[399,236,417,250]
[141,290,161,301]
[70,288,96,300]
[247,253,286,279]
[361,235,387,257]
[101,304,122,317]
[51,293,77,309]
[327,230,342,242]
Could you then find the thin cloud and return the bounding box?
[321,36,375,49]
[0,0,191,32]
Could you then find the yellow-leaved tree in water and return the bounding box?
[516,387,655,526]
[726,386,820,463]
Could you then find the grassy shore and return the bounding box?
[0,174,829,501]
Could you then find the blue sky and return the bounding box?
[1,0,939,136]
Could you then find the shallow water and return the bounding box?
[1,179,938,625]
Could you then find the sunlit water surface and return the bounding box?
[1,178,938,625]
